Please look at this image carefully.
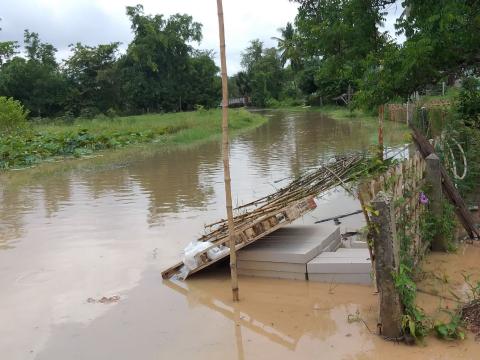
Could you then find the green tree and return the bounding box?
[118,4,205,113]
[292,0,393,101]
[0,31,66,117]
[397,0,480,79]
[235,71,251,97]
[63,42,121,116]
[456,77,480,128]
[272,22,302,72]
[0,41,18,66]
[182,50,221,109]
[240,40,284,106]
[0,19,19,66]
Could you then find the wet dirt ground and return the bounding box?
[1,110,479,359]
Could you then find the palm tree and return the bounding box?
[272,22,301,73]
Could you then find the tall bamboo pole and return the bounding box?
[216,0,239,301]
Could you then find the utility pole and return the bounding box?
[216,0,239,301]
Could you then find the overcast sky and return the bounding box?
[0,0,404,74]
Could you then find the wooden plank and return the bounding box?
[161,197,317,279]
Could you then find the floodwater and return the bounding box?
[0,110,478,359]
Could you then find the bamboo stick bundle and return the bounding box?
[162,153,368,280]
[199,154,365,243]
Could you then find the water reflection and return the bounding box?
[162,271,377,359]
[164,279,298,350]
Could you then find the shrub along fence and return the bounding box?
[386,102,451,134]
[358,151,449,341]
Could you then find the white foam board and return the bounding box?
[238,224,340,263]
[238,268,307,280]
[319,248,370,259]
[308,273,372,285]
[307,257,371,274]
[238,260,306,273]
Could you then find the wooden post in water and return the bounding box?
[371,192,404,339]
[216,0,239,301]
[378,105,384,161]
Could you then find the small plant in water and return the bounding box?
[461,272,480,301]
[434,310,466,340]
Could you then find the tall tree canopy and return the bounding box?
[118,5,211,113]
[291,0,392,100]
[0,31,66,117]
[0,4,221,118]
[240,40,284,107]
[64,42,121,115]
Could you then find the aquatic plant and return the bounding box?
[0,109,266,170]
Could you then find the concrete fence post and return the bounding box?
[425,153,447,251]
[371,192,404,338]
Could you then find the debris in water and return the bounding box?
[87,295,120,304]
[461,299,480,340]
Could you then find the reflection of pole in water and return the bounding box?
[163,280,297,350]
[234,304,245,360]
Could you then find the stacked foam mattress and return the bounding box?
[237,224,341,280]
[307,248,372,284]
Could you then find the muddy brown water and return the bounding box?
[1,110,478,359]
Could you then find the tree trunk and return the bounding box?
[216,0,239,301]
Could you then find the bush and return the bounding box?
[106,108,117,119]
[456,77,480,128]
[0,97,29,134]
[79,106,99,120]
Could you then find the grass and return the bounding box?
[0,109,266,170]
[419,87,460,105]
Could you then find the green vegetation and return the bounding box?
[225,1,480,112]
[392,191,462,342]
[434,311,466,341]
[393,264,430,341]
[0,96,28,133]
[0,6,220,118]
[433,80,480,198]
[0,109,265,170]
[420,200,457,252]
[1,2,479,115]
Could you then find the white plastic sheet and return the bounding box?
[177,241,231,280]
[207,245,229,261]
[183,241,212,271]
